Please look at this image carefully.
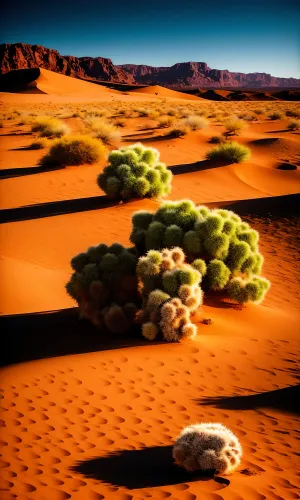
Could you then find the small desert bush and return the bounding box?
[253,108,264,116]
[17,113,33,125]
[66,244,139,333]
[269,111,283,120]
[32,116,69,138]
[287,119,300,131]
[29,138,48,150]
[97,143,172,200]
[39,135,106,166]
[223,118,246,136]
[285,109,300,118]
[183,115,209,131]
[114,118,126,128]
[166,123,188,138]
[206,141,250,164]
[209,135,225,144]
[157,115,175,128]
[85,118,121,144]
[173,423,242,474]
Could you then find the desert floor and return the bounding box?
[0,71,300,500]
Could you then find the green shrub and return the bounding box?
[97,143,172,200]
[66,244,139,332]
[32,116,69,137]
[39,135,107,166]
[206,142,251,164]
[130,200,269,302]
[285,109,300,119]
[137,247,203,342]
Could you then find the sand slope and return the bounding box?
[131,85,202,100]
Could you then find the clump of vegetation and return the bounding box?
[223,118,246,137]
[206,141,250,164]
[137,247,202,342]
[85,118,121,144]
[32,116,69,137]
[209,135,225,144]
[268,111,283,120]
[173,423,242,474]
[29,138,49,150]
[166,123,188,138]
[66,244,139,333]
[157,115,175,128]
[183,115,209,131]
[97,143,172,200]
[130,200,269,304]
[287,119,300,131]
[227,276,270,304]
[285,109,300,118]
[39,135,106,166]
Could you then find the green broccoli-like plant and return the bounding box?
[97,143,172,200]
[66,244,140,333]
[137,247,204,342]
[130,200,269,303]
[227,275,270,304]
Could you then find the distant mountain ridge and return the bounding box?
[1,43,300,89]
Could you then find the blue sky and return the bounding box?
[1,0,300,78]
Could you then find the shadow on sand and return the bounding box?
[0,308,153,367]
[0,164,66,179]
[197,385,300,415]
[0,194,117,223]
[71,445,230,489]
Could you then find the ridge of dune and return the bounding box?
[131,84,202,100]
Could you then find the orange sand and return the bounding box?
[0,70,300,500]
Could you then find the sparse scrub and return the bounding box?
[206,142,250,163]
[166,123,188,138]
[173,423,242,474]
[183,115,209,131]
[269,111,283,120]
[223,118,246,136]
[85,118,121,144]
[32,116,69,137]
[39,135,106,166]
[97,143,172,200]
[209,135,225,144]
[29,138,49,150]
[285,109,300,118]
[157,115,175,128]
[287,119,300,131]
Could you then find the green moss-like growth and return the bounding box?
[137,247,203,342]
[97,143,172,200]
[131,200,269,303]
[66,244,139,332]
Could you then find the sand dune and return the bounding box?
[0,92,300,500]
[131,84,202,100]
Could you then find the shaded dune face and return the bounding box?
[0,86,300,500]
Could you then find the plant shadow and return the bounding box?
[0,308,158,367]
[71,445,230,489]
[196,385,300,415]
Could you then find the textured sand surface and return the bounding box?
[0,77,300,499]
